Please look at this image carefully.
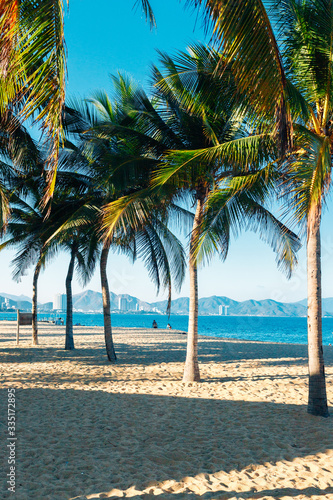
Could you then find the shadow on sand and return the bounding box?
[0,387,332,499]
[1,331,333,499]
[2,333,331,365]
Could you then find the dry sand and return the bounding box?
[1,321,333,500]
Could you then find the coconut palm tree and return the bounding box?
[0,163,96,346]
[50,213,99,351]
[153,47,303,383]
[58,97,187,361]
[0,0,157,210]
[0,193,50,345]
[0,0,67,195]
[40,170,100,350]
[100,46,301,383]
[95,45,299,381]
[179,0,331,417]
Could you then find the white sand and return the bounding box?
[1,321,333,500]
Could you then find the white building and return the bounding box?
[219,304,230,316]
[53,294,66,311]
[118,297,128,311]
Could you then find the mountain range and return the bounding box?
[2,289,333,317]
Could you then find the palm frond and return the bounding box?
[133,0,156,28]
[185,0,292,152]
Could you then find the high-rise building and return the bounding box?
[118,297,128,311]
[53,294,66,311]
[218,304,230,316]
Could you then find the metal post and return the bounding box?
[16,310,20,345]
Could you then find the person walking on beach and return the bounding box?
[152,320,158,328]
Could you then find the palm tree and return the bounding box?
[0,1,156,191]
[0,162,96,346]
[100,46,301,383]
[62,233,96,350]
[99,239,116,360]
[61,92,187,361]
[0,193,50,345]
[64,241,77,349]
[0,0,67,196]
[41,170,101,350]
[179,0,331,417]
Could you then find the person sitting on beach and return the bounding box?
[167,323,172,329]
[152,320,158,328]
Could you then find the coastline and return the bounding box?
[2,313,333,345]
[1,322,333,499]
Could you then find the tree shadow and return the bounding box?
[1,333,333,376]
[2,323,333,366]
[122,485,333,499]
[0,388,331,499]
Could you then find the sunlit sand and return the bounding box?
[1,321,333,499]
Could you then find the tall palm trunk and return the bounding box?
[100,240,117,362]
[65,243,77,350]
[32,259,41,345]
[183,197,203,382]
[307,201,329,417]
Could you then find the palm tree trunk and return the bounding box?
[183,198,203,382]
[100,240,117,362]
[65,243,77,350]
[32,259,41,346]
[307,201,329,417]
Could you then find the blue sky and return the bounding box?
[2,0,333,304]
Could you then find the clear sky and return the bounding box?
[2,0,333,304]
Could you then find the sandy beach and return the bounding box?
[1,321,333,500]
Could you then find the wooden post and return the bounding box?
[16,310,20,345]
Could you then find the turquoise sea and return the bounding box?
[2,311,333,345]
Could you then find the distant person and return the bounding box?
[152,320,158,329]
[167,323,172,329]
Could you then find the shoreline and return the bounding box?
[2,318,333,346]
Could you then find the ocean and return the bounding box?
[2,311,333,345]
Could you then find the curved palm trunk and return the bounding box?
[307,202,329,417]
[32,259,41,346]
[183,198,203,382]
[65,243,77,350]
[100,240,117,362]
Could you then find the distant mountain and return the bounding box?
[228,298,308,317]
[294,298,333,315]
[71,290,153,313]
[296,298,306,305]
[150,297,190,314]
[0,292,32,302]
[72,290,104,312]
[40,302,53,311]
[152,295,332,317]
[322,298,333,314]
[2,290,333,317]
[199,296,239,315]
[0,294,31,311]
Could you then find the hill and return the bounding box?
[2,290,333,317]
